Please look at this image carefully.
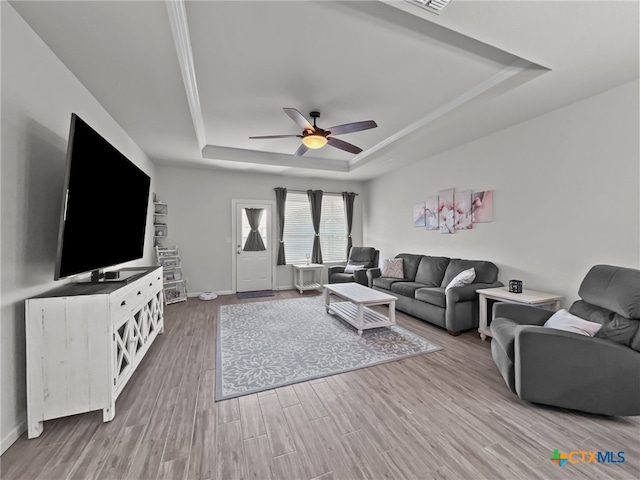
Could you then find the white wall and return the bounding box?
[0,3,156,453]
[155,166,366,293]
[366,80,640,307]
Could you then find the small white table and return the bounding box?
[324,283,397,335]
[476,286,562,340]
[293,263,325,294]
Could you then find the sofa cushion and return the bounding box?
[381,258,404,278]
[395,254,423,282]
[344,263,365,274]
[578,264,640,319]
[372,277,404,291]
[445,268,476,293]
[441,259,498,286]
[348,247,379,268]
[571,300,640,352]
[414,256,450,287]
[329,272,357,284]
[415,287,446,308]
[390,282,425,298]
[544,309,603,336]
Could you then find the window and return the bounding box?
[240,208,267,251]
[283,192,347,264]
[319,195,347,263]
[283,192,314,264]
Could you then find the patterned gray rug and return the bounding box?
[215,296,441,401]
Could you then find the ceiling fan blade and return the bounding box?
[294,144,309,157]
[327,120,377,136]
[249,134,301,139]
[283,108,314,132]
[327,137,362,154]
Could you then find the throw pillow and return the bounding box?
[344,263,365,274]
[445,268,476,293]
[381,258,404,279]
[544,309,603,336]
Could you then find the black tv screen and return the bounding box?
[54,114,151,280]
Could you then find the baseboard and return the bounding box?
[274,285,294,291]
[187,290,234,298]
[1,419,26,455]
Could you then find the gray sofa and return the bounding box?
[491,264,640,415]
[368,253,502,334]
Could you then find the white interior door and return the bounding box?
[235,203,272,292]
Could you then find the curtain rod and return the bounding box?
[286,189,359,196]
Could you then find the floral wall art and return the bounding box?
[472,190,494,223]
[412,188,494,234]
[454,189,473,230]
[425,195,439,231]
[413,202,426,227]
[438,188,455,234]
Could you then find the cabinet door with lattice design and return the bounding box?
[113,317,133,391]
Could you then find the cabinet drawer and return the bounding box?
[111,269,162,316]
[112,288,145,317]
[144,271,163,296]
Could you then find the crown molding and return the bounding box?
[350,58,534,169]
[201,145,350,172]
[166,0,206,149]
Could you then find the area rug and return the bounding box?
[236,290,275,299]
[215,296,441,400]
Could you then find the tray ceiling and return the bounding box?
[9,1,638,180]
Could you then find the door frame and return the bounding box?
[231,199,276,293]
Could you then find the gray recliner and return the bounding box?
[328,247,379,286]
[491,264,640,415]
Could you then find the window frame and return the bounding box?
[282,192,347,264]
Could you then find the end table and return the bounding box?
[476,286,562,340]
[293,264,325,294]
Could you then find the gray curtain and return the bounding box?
[342,192,356,258]
[307,189,323,264]
[243,208,266,251]
[274,187,287,265]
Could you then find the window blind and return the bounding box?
[319,194,347,262]
[282,192,347,264]
[283,192,314,264]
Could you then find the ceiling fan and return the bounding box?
[249,108,377,157]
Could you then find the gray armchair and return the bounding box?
[328,247,379,286]
[491,264,640,415]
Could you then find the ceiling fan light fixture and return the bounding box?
[250,108,376,156]
[302,134,328,149]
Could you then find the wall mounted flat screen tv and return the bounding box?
[54,113,151,280]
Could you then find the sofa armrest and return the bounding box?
[353,269,369,286]
[493,303,554,326]
[328,266,345,277]
[446,282,503,303]
[514,326,640,415]
[367,268,381,286]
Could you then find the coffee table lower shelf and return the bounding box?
[326,301,394,335]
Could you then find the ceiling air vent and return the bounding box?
[405,0,452,15]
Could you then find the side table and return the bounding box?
[476,286,562,340]
[293,264,325,294]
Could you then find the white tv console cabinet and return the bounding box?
[25,266,164,439]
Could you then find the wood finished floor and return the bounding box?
[2,290,639,480]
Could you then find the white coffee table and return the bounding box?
[324,283,397,335]
[476,286,562,340]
